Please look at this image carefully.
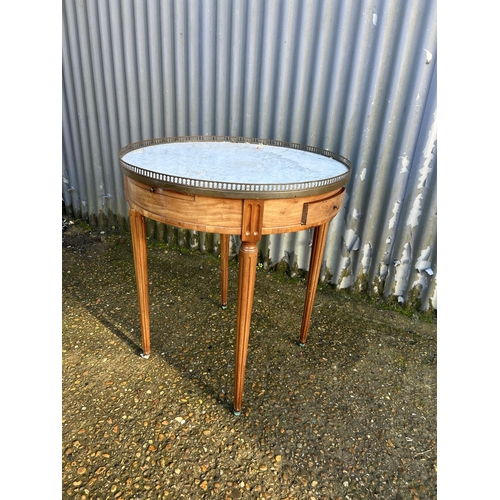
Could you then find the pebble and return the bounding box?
[62,227,437,499]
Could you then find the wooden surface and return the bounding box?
[220,234,229,309]
[124,170,348,413]
[129,209,151,357]
[125,177,345,234]
[299,221,330,346]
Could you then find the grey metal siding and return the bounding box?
[62,0,437,310]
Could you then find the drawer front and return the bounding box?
[261,187,346,234]
[301,188,345,226]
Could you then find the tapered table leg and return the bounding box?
[299,222,329,346]
[233,240,258,415]
[129,209,151,358]
[220,234,229,309]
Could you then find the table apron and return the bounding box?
[124,177,345,235]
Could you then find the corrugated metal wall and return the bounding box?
[62,0,437,311]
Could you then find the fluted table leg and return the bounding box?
[220,234,229,309]
[233,240,258,414]
[129,209,151,358]
[299,222,329,346]
[233,199,264,414]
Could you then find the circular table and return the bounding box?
[119,136,351,414]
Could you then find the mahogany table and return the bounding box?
[119,136,351,414]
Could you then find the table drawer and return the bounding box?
[301,188,345,226]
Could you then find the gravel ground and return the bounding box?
[62,219,437,500]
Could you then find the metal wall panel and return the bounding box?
[62,0,437,311]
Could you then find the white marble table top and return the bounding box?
[119,137,351,198]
